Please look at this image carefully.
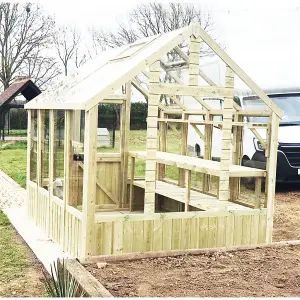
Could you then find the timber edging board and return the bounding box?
[62,258,113,298]
[79,239,300,264]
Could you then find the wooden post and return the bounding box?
[48,109,55,236]
[26,109,32,216]
[254,177,262,209]
[81,105,98,257]
[26,109,32,187]
[49,110,55,196]
[266,112,279,243]
[230,114,243,201]
[144,60,160,214]
[203,113,213,192]
[121,82,132,208]
[64,110,73,206]
[218,66,234,201]
[264,123,271,208]
[129,156,135,211]
[185,169,191,212]
[119,94,126,205]
[179,34,201,187]
[37,110,45,187]
[158,110,167,180]
[179,112,188,187]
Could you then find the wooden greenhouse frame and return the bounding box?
[25,23,283,258]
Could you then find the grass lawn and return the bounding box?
[0,211,46,297]
[0,130,253,199]
[0,142,27,188]
[0,130,183,187]
[6,129,28,137]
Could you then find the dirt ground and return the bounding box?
[0,226,46,297]
[273,184,300,242]
[87,244,300,297]
[85,185,300,298]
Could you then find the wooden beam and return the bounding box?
[255,177,262,209]
[78,162,119,205]
[158,110,167,180]
[251,128,266,149]
[64,111,73,206]
[194,24,283,119]
[168,123,179,134]
[81,105,98,257]
[266,112,280,243]
[174,46,218,87]
[144,60,160,214]
[121,82,132,207]
[184,169,191,212]
[26,109,32,188]
[37,110,45,187]
[48,109,55,236]
[151,83,233,98]
[129,156,135,211]
[219,66,235,201]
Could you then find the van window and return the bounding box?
[243,94,300,124]
[204,98,223,122]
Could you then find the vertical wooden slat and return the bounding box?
[123,221,134,253]
[158,110,167,180]
[26,109,32,189]
[113,220,124,254]
[219,66,235,200]
[81,105,98,257]
[198,217,209,248]
[255,177,262,209]
[152,219,163,251]
[162,219,172,250]
[121,82,132,208]
[233,215,243,246]
[144,220,153,252]
[129,156,135,211]
[144,61,160,213]
[184,169,191,212]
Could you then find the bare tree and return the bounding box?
[53,26,82,76]
[0,3,57,90]
[90,3,217,56]
[25,46,61,90]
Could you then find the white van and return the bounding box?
[187,87,300,188]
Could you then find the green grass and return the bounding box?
[6,129,27,137]
[0,142,27,188]
[0,211,29,282]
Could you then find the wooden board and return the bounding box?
[129,151,266,178]
[134,180,251,211]
[94,209,267,255]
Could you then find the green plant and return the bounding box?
[43,259,84,297]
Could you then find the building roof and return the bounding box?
[24,22,283,119]
[0,78,41,108]
[25,26,193,111]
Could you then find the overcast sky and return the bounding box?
[39,0,300,88]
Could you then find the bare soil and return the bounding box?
[86,244,300,297]
[273,185,300,242]
[86,185,300,298]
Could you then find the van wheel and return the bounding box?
[241,160,266,191]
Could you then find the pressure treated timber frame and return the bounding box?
[25,22,283,258]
